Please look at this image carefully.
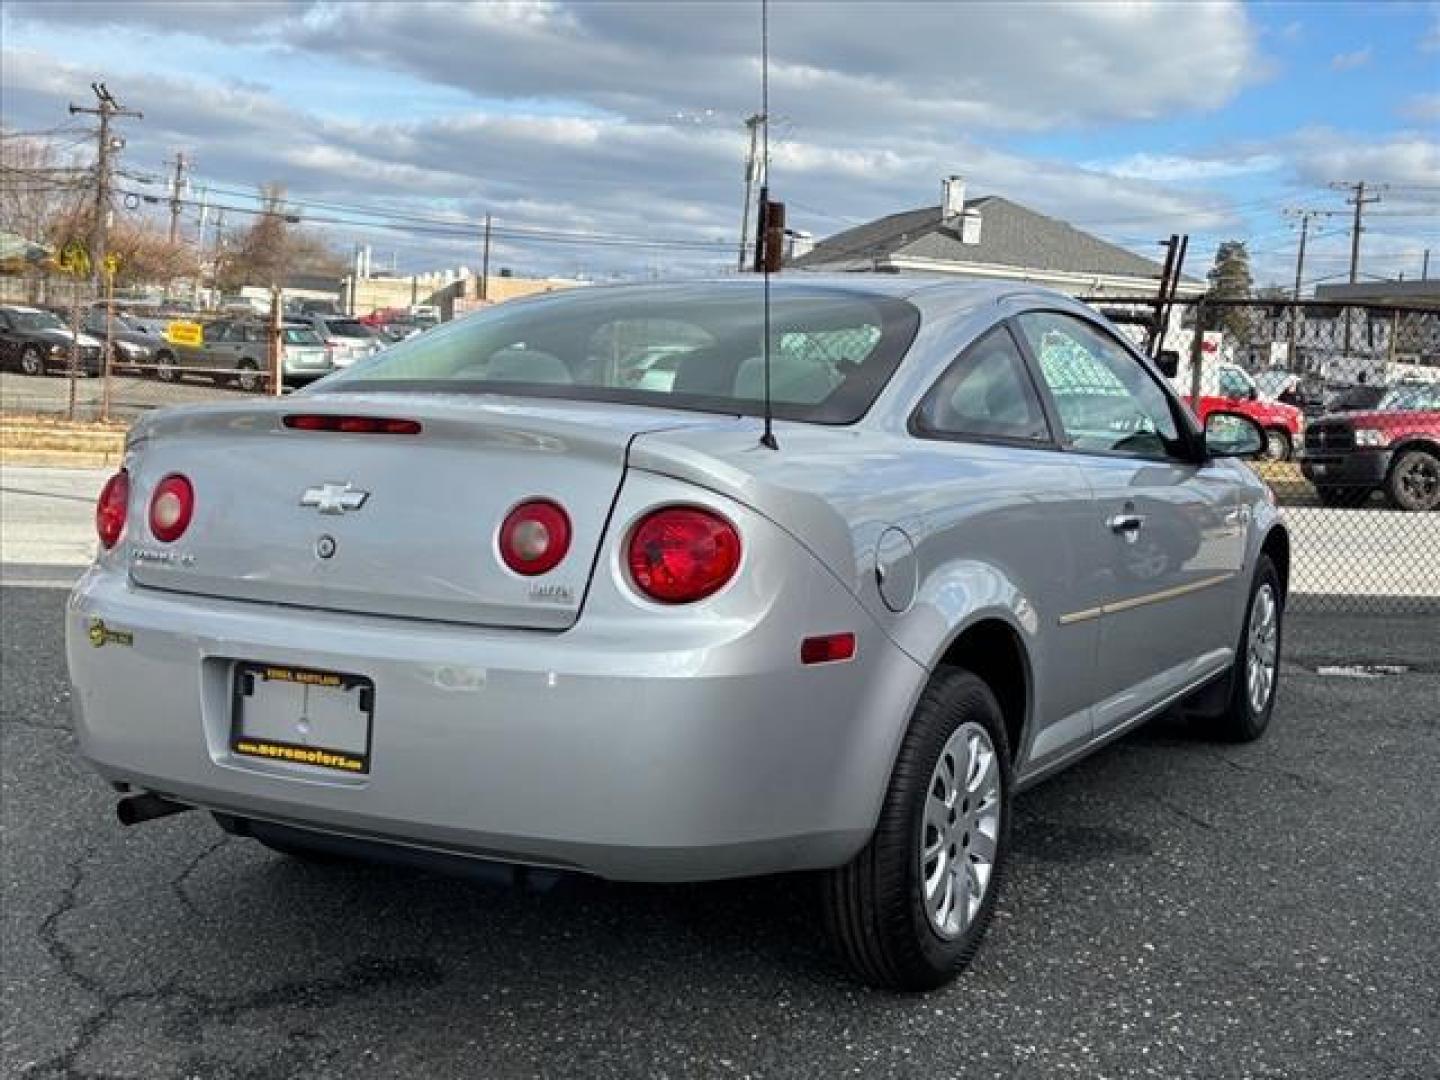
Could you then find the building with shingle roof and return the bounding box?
[788,176,1204,299]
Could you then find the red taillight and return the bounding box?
[95,469,130,549]
[148,474,194,543]
[499,499,572,576]
[801,633,857,665]
[284,414,422,435]
[626,507,741,604]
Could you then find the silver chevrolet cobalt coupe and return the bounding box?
[67,279,1288,990]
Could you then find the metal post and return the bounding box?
[268,287,283,396]
[67,287,83,421]
[100,268,114,423]
[1188,301,1206,409]
[1288,214,1309,371]
[480,214,491,302]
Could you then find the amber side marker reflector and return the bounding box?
[284,415,422,434]
[801,633,857,665]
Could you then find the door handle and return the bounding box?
[1107,513,1146,534]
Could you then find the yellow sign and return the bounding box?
[165,321,204,347]
[102,253,121,278]
[58,242,90,277]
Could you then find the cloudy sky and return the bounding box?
[2,0,1437,286]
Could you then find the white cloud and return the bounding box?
[1329,47,1373,71]
[1085,152,1283,184]
[1399,94,1440,124]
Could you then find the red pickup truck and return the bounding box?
[1300,382,1440,510]
[1183,363,1306,461]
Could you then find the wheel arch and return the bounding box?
[932,615,1033,769]
[1387,437,1440,465]
[1260,522,1290,599]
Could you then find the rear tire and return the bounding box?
[1385,449,1440,512]
[234,359,262,392]
[1207,555,1283,743]
[821,669,1011,991]
[154,351,177,382]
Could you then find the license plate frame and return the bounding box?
[230,663,374,774]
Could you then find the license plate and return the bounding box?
[1311,464,1327,476]
[231,663,373,773]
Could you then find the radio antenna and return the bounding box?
[757,0,778,450]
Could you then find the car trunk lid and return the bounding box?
[124,394,725,629]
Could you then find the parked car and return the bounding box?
[67,280,1288,991]
[1183,362,1306,461]
[165,320,333,390]
[0,305,103,376]
[295,314,386,367]
[80,307,175,374]
[1301,381,1440,510]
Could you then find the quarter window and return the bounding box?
[915,326,1051,443]
[1017,312,1185,459]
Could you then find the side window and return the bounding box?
[209,323,230,343]
[1218,365,1250,399]
[915,325,1051,443]
[1017,311,1185,459]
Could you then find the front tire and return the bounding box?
[1385,449,1440,512]
[1208,555,1283,742]
[154,351,177,382]
[821,669,1011,991]
[19,346,45,376]
[234,359,261,392]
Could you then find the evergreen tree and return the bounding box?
[1205,240,1255,344]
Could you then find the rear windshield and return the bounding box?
[314,284,920,423]
[323,319,376,337]
[1377,383,1440,411]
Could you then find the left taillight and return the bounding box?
[499,499,572,576]
[95,469,130,549]
[148,473,194,543]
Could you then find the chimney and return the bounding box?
[941,175,966,223]
[960,206,983,246]
[787,229,815,260]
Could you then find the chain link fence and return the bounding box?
[1,275,283,423]
[5,281,1437,614]
[1090,296,1439,614]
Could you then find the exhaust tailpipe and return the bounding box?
[116,792,191,826]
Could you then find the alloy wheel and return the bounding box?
[1247,583,1278,715]
[920,721,1002,939]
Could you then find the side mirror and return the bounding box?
[1204,412,1265,459]
[1156,349,1180,378]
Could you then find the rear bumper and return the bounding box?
[65,560,925,882]
[1301,449,1390,488]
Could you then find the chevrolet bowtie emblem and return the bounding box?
[300,482,369,515]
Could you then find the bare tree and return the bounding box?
[0,131,89,247]
[216,183,342,291]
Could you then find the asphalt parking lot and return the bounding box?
[2,473,1438,1079]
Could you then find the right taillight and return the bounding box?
[95,469,130,549]
[627,507,741,604]
[148,473,194,543]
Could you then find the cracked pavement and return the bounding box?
[3,577,1438,1078]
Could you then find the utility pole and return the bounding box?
[737,113,764,272]
[69,83,143,289]
[480,214,492,301]
[1424,249,1431,281]
[1282,208,1342,370]
[166,152,188,244]
[1329,181,1385,354]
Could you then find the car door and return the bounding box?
[909,322,1104,771]
[200,321,238,374]
[0,312,16,365]
[1015,310,1246,734]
